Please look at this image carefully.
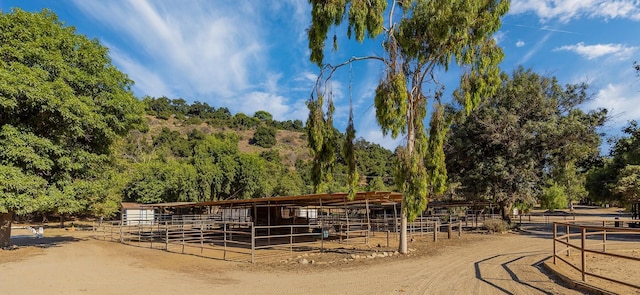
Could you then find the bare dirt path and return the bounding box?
[1,228,585,295]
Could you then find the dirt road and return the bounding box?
[1,228,585,295]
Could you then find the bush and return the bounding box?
[252,126,277,148]
[482,219,509,233]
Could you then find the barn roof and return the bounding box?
[142,191,403,209]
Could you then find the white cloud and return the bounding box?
[516,40,525,47]
[107,44,173,98]
[71,0,287,99]
[510,0,640,22]
[554,42,637,60]
[355,109,404,151]
[587,83,640,129]
[238,92,308,122]
[493,31,507,44]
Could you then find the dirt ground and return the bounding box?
[1,207,638,295]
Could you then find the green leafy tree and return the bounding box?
[192,134,240,201]
[234,154,267,199]
[253,110,273,123]
[366,176,388,192]
[540,182,568,211]
[274,170,305,196]
[0,9,145,246]
[446,68,606,221]
[585,121,640,205]
[612,165,640,202]
[307,0,508,253]
[252,126,277,148]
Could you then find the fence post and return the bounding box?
[565,224,570,256]
[458,220,462,237]
[200,221,204,254]
[181,222,185,254]
[251,222,255,264]
[150,223,153,249]
[290,225,293,253]
[119,221,123,243]
[321,225,325,253]
[223,221,227,261]
[447,223,452,239]
[386,230,390,247]
[581,227,586,282]
[433,220,438,242]
[552,223,557,265]
[602,226,607,253]
[165,222,168,251]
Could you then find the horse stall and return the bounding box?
[96,192,405,263]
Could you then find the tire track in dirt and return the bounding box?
[393,234,584,295]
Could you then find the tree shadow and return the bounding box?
[474,251,555,295]
[7,235,84,249]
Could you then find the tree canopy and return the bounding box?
[0,9,145,246]
[446,67,607,220]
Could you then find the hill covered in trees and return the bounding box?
[115,96,397,207]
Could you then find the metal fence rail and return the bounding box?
[94,214,468,264]
[553,221,640,290]
[94,220,255,262]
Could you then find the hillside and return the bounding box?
[145,115,310,167]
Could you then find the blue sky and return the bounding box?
[3,1,640,153]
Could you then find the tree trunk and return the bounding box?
[59,215,64,229]
[398,206,408,254]
[0,211,12,248]
[499,201,512,224]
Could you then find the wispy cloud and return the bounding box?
[356,110,404,151]
[493,31,507,44]
[507,23,577,34]
[516,40,525,47]
[554,42,637,60]
[71,0,316,125]
[73,0,267,99]
[510,0,640,22]
[587,83,640,130]
[238,92,307,121]
[519,32,552,64]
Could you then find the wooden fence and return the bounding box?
[552,221,640,290]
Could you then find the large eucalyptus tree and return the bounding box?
[306,0,509,253]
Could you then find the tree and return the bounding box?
[192,133,240,201]
[366,176,388,192]
[587,121,640,205]
[613,165,640,203]
[253,110,273,123]
[252,126,277,148]
[446,68,606,221]
[0,9,145,246]
[307,0,508,253]
[539,182,568,211]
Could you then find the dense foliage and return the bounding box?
[446,68,607,220]
[586,120,640,205]
[0,9,146,245]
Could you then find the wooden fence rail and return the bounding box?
[552,221,640,290]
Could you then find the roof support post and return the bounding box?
[365,198,370,244]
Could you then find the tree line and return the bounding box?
[142,96,305,132]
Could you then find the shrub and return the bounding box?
[483,219,509,233]
[252,126,277,148]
